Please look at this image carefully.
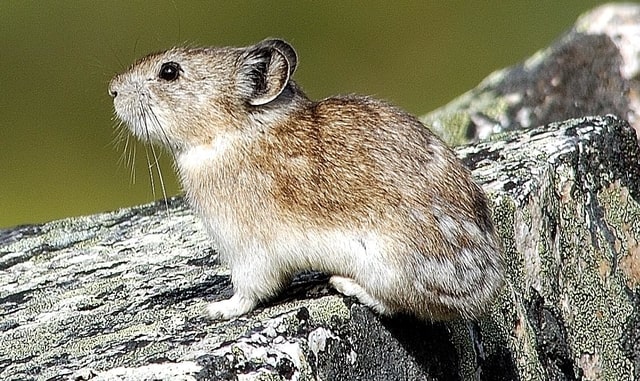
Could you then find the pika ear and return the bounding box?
[238,39,298,106]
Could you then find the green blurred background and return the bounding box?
[1,1,607,228]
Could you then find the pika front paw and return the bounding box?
[207,293,257,320]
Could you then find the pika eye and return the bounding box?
[159,62,181,81]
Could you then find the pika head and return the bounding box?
[109,39,298,151]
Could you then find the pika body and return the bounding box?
[109,38,504,321]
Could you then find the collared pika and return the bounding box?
[109,38,504,321]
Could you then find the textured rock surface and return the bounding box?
[423,3,640,145]
[2,115,639,380]
[458,115,640,380]
[0,199,440,381]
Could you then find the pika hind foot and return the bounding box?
[207,293,257,320]
[330,275,390,315]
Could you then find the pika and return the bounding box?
[109,39,504,321]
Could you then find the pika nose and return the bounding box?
[108,77,120,98]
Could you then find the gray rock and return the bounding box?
[3,114,639,380]
[423,3,640,145]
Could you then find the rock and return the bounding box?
[423,3,640,145]
[2,114,639,380]
[3,4,640,381]
[458,114,640,381]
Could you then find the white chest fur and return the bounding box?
[177,135,234,172]
[176,138,245,259]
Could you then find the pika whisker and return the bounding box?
[111,118,138,186]
[139,104,170,217]
[147,113,171,216]
[148,104,176,157]
[125,135,136,185]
